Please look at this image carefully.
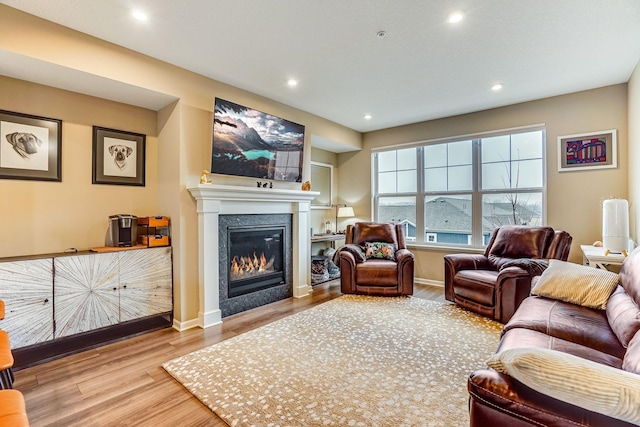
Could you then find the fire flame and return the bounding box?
[230,252,275,280]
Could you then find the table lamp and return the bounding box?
[336,206,355,233]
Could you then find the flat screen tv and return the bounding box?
[211,98,305,182]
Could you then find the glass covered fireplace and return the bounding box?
[219,214,292,317]
[227,226,285,298]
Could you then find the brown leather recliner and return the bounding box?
[337,222,414,296]
[444,225,572,323]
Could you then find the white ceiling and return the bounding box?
[2,0,640,136]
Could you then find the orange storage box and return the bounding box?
[138,216,169,227]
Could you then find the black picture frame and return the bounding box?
[0,109,62,182]
[92,126,145,186]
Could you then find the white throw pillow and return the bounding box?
[487,347,640,425]
[531,260,619,309]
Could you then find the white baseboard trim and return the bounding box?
[415,277,444,287]
[172,317,201,331]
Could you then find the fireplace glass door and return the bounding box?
[227,226,285,298]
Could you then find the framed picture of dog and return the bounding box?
[0,109,62,181]
[92,126,145,186]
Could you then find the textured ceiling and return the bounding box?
[2,0,640,136]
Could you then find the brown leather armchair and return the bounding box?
[337,222,414,296]
[444,225,572,323]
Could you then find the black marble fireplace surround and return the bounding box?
[218,214,293,317]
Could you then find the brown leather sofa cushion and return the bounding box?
[498,328,624,369]
[503,296,626,359]
[487,226,553,269]
[352,222,399,248]
[623,331,640,374]
[453,270,498,306]
[607,286,640,347]
[355,259,398,286]
[619,246,640,306]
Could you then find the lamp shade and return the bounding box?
[602,199,629,253]
[337,207,355,218]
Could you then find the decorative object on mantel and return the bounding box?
[199,170,212,184]
[256,181,273,188]
[301,180,311,191]
[163,295,502,427]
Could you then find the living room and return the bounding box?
[1,1,640,426]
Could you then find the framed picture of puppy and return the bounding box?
[0,109,62,181]
[92,126,145,186]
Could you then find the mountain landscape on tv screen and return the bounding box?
[211,98,305,182]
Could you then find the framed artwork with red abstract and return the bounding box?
[557,129,617,172]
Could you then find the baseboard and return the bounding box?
[415,277,444,287]
[172,317,200,331]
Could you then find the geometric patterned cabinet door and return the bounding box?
[118,247,173,322]
[0,258,54,349]
[54,252,120,338]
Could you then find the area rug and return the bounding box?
[163,295,503,426]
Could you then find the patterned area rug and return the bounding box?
[163,295,502,426]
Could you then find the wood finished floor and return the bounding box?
[14,281,447,427]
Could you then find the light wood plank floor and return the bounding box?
[14,281,447,427]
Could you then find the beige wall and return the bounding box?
[341,85,629,282]
[0,5,361,325]
[629,61,640,242]
[0,76,159,256]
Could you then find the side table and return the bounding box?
[580,244,626,270]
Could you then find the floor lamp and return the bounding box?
[333,204,355,233]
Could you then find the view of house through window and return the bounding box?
[373,127,545,247]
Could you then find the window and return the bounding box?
[373,127,545,247]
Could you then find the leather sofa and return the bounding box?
[337,222,414,296]
[444,225,572,323]
[468,247,640,426]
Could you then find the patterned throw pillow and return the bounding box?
[364,242,396,260]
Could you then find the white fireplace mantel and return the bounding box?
[188,183,319,328]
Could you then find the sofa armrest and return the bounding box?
[396,248,414,296]
[444,253,491,271]
[469,368,634,427]
[494,267,535,323]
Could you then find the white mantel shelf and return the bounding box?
[187,183,319,328]
[189,183,319,203]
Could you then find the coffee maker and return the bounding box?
[108,214,138,247]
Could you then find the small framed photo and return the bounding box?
[0,109,62,181]
[92,126,146,186]
[557,129,617,172]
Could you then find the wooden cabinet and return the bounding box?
[118,247,172,321]
[0,247,172,349]
[0,258,53,348]
[54,252,121,338]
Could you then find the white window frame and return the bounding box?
[372,124,547,248]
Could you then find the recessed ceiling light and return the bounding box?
[376,31,387,39]
[447,11,465,24]
[491,83,504,91]
[132,9,148,21]
[287,79,298,87]
[364,114,372,120]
